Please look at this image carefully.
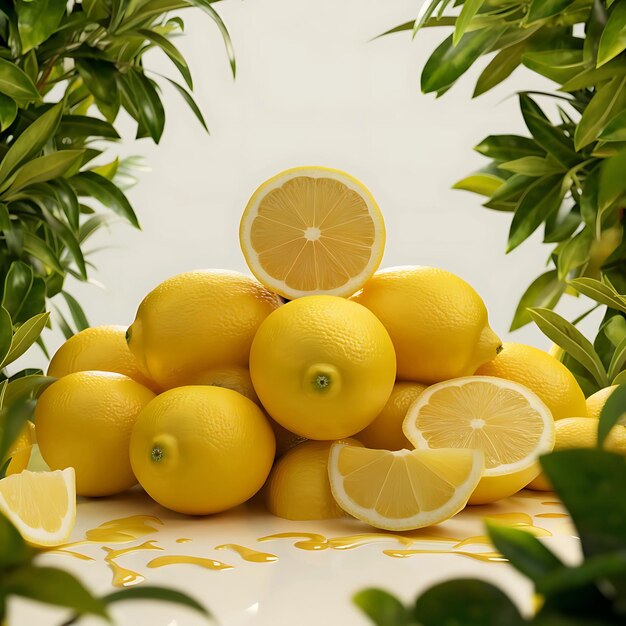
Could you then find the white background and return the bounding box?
[30,0,599,367]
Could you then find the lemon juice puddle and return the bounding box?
[215,544,277,563]
[147,555,233,571]
[103,540,163,588]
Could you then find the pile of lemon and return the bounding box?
[1,167,621,546]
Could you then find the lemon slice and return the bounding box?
[0,468,76,546]
[404,376,555,504]
[240,166,385,299]
[328,443,484,530]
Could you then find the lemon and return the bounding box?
[328,443,484,531]
[404,376,555,504]
[265,440,345,520]
[239,166,385,299]
[47,325,159,392]
[586,385,618,419]
[3,421,36,475]
[36,372,155,497]
[130,386,275,515]
[0,468,75,546]
[127,270,282,390]
[528,417,626,490]
[351,266,501,383]
[250,295,396,440]
[475,342,587,420]
[355,382,427,450]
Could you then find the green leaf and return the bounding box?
[454,0,486,45]
[0,513,34,569]
[412,579,523,626]
[2,260,33,320]
[5,566,108,618]
[0,58,40,105]
[453,171,504,196]
[0,104,63,185]
[598,149,626,215]
[510,270,566,331]
[413,0,445,34]
[556,227,592,281]
[15,277,45,323]
[61,292,89,332]
[138,28,192,89]
[76,59,120,121]
[561,56,626,91]
[473,41,524,97]
[71,171,139,228]
[475,135,544,161]
[3,375,55,407]
[486,523,562,581]
[16,0,67,52]
[574,76,626,150]
[569,278,626,314]
[526,0,578,24]
[164,77,208,132]
[597,1,626,66]
[507,174,565,252]
[519,95,579,168]
[540,448,626,556]
[353,589,410,626]
[522,49,585,84]
[2,312,50,368]
[58,115,120,140]
[421,28,505,94]
[0,203,10,231]
[598,109,626,142]
[0,398,35,465]
[529,307,609,388]
[0,93,17,131]
[4,150,85,195]
[598,384,626,447]
[0,305,12,367]
[119,70,165,143]
[50,179,80,231]
[22,232,65,276]
[499,156,564,176]
[484,174,535,211]
[102,585,208,617]
[91,158,119,180]
[608,336,626,381]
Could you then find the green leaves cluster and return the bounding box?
[354,386,626,626]
[383,0,626,391]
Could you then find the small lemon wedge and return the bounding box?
[328,443,484,531]
[0,468,76,547]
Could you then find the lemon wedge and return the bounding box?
[239,166,385,299]
[328,443,484,530]
[403,376,555,504]
[0,468,76,546]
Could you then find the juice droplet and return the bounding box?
[215,544,278,563]
[86,515,163,543]
[102,555,146,587]
[535,513,568,519]
[328,534,415,550]
[258,532,328,551]
[383,549,506,563]
[484,512,533,526]
[453,535,492,549]
[147,555,233,571]
[541,501,561,506]
[176,538,192,544]
[103,540,163,561]
[45,549,94,561]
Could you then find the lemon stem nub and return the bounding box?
[496,344,504,355]
[315,374,330,390]
[151,446,164,462]
[125,327,132,343]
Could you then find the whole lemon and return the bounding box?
[586,385,618,419]
[3,421,36,475]
[351,266,501,383]
[356,382,427,450]
[130,386,275,515]
[127,270,282,390]
[36,372,155,496]
[265,440,345,520]
[475,343,587,420]
[47,325,159,392]
[528,417,626,490]
[250,296,396,440]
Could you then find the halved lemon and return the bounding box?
[239,166,385,299]
[0,468,76,546]
[403,376,555,505]
[328,443,484,530]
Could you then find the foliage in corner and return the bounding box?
[382,0,626,393]
[354,385,626,626]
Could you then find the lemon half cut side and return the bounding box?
[240,166,386,299]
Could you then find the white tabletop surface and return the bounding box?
[7,486,580,626]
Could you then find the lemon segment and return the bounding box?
[404,376,555,504]
[240,167,385,299]
[328,444,484,531]
[0,468,75,547]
